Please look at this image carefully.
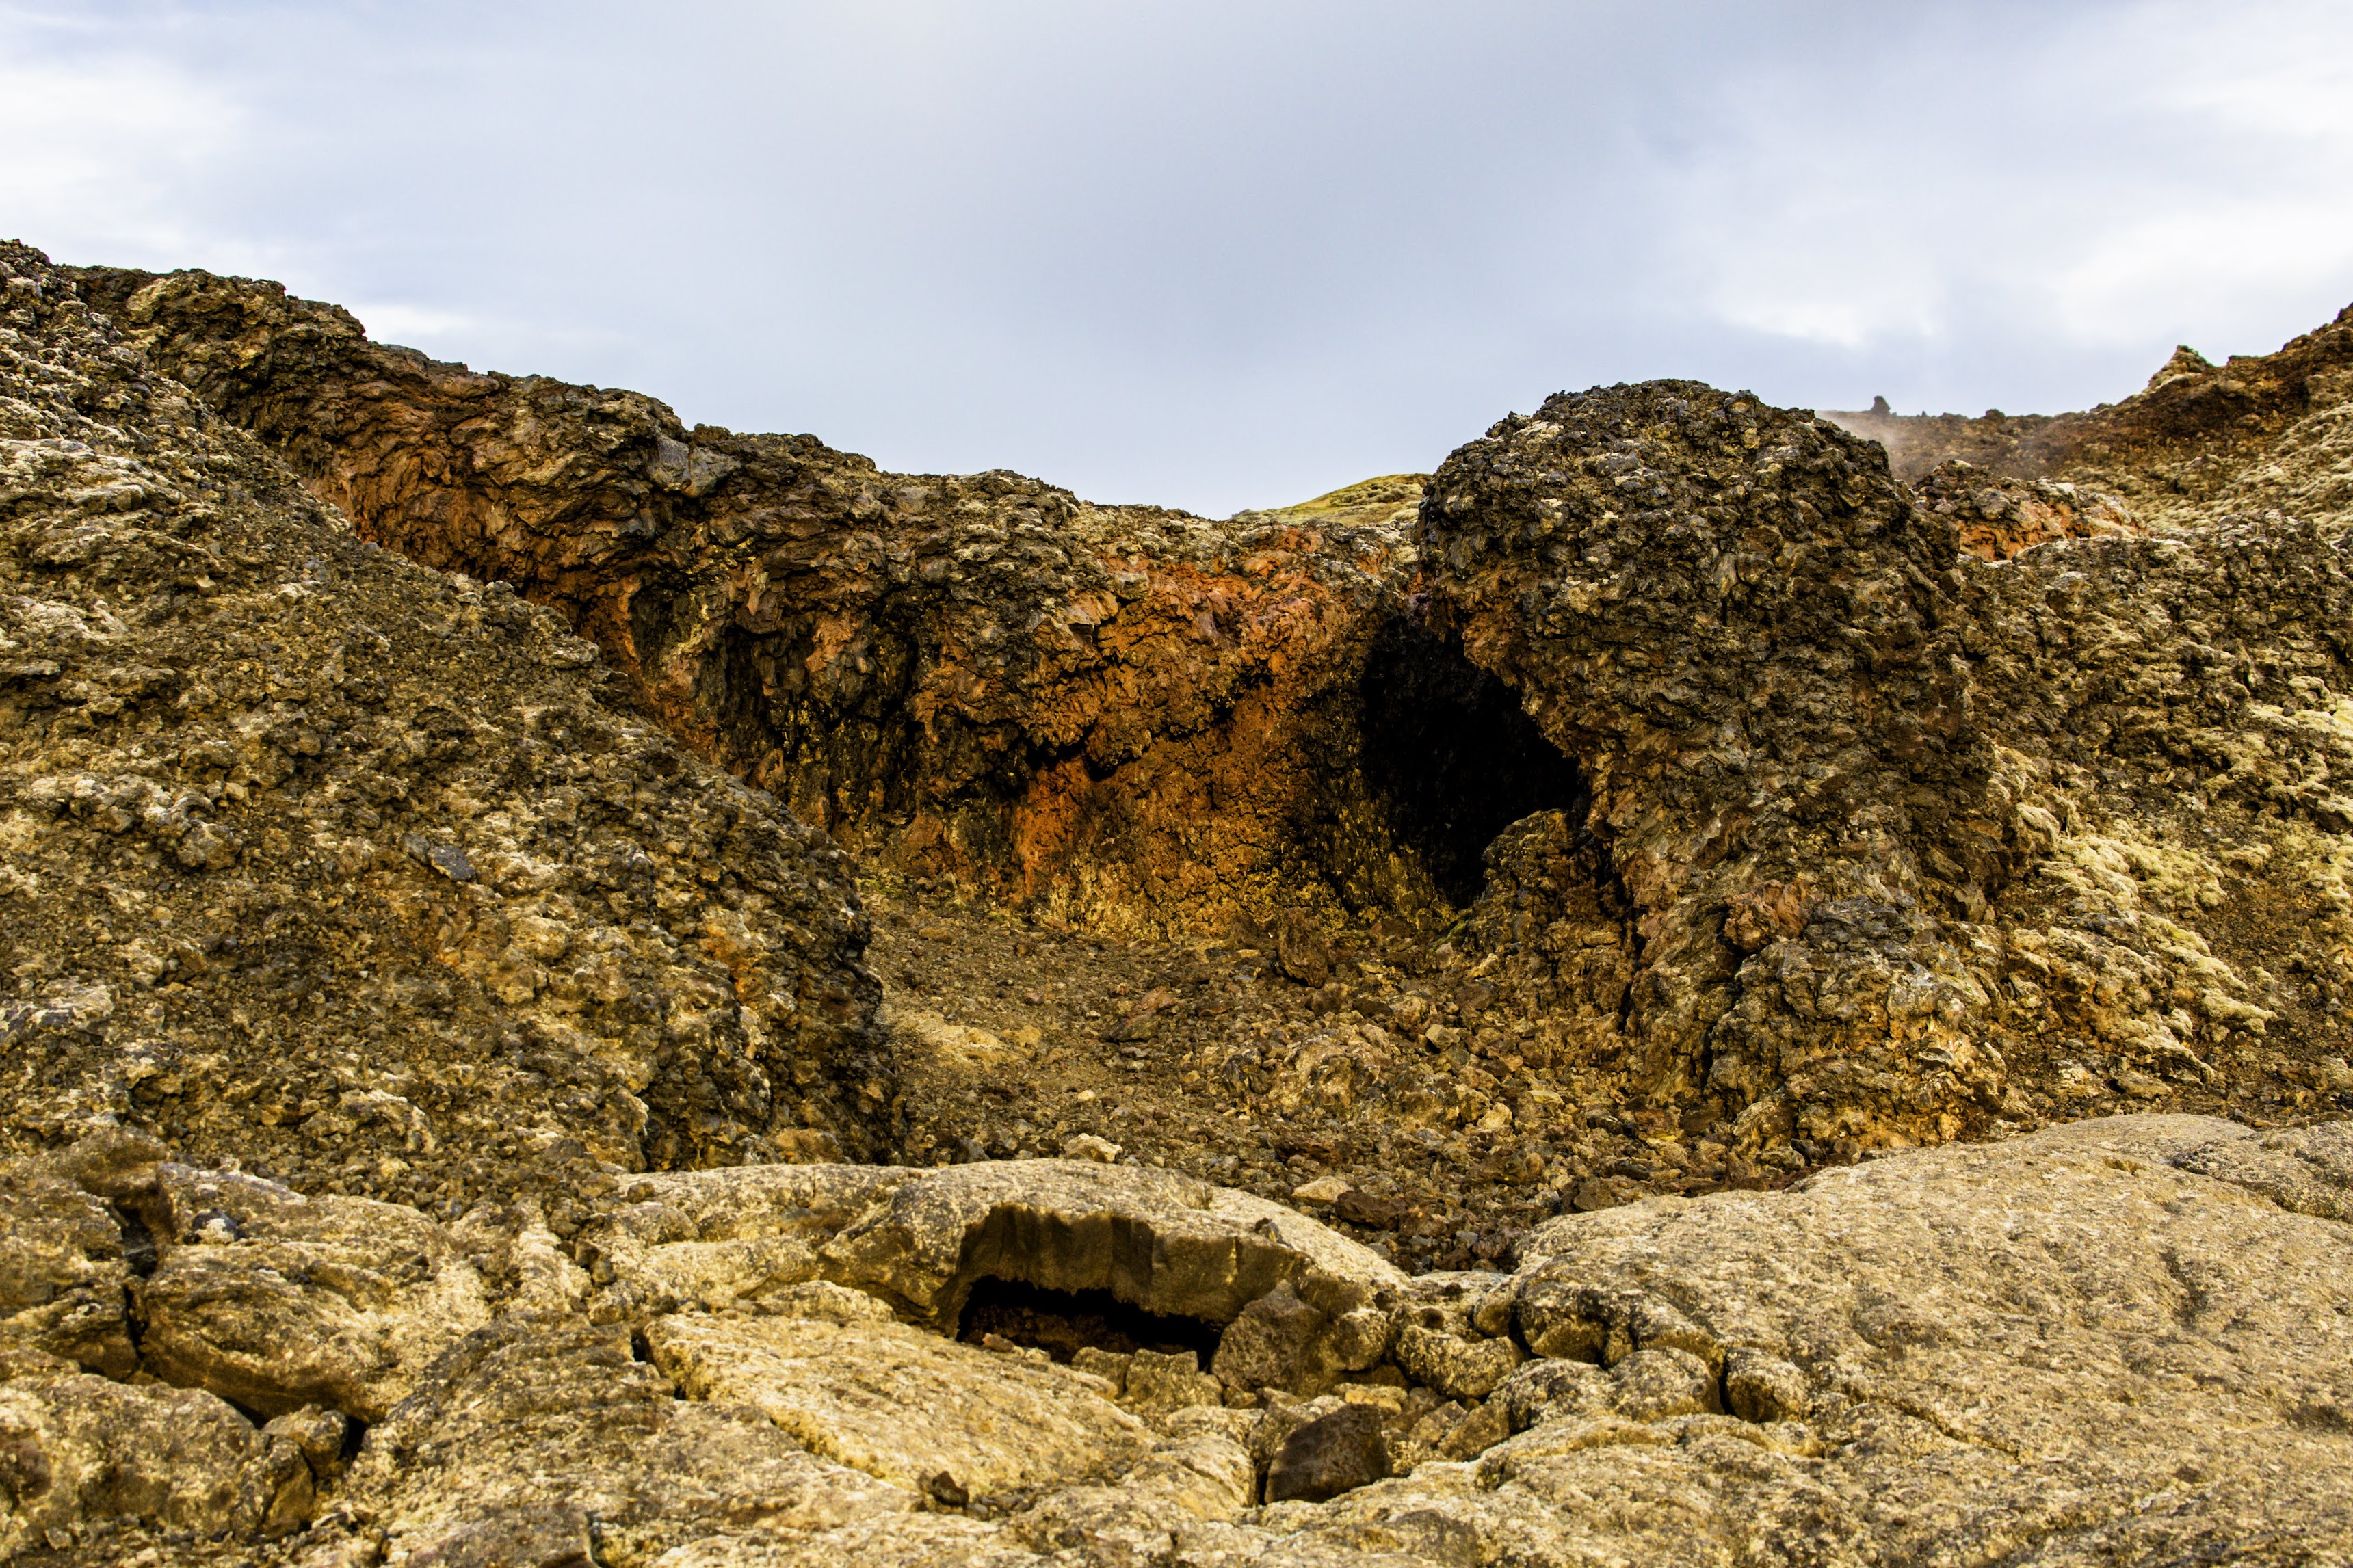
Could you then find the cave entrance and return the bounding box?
[954,1276,1224,1364]
[1357,619,1588,907]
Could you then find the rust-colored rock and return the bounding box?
[66,266,1575,935]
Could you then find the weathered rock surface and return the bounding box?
[0,241,886,1208]
[8,235,2353,1563]
[1425,373,2353,1150]
[57,257,2353,1159]
[4,1113,2345,1563]
[66,265,1559,935]
[0,1349,314,1559]
[131,1160,491,1423]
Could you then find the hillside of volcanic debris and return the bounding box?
[29,252,2353,1219]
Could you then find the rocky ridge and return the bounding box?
[1423,373,2353,1157]
[69,263,2353,1167]
[65,267,1506,938]
[1826,306,2353,525]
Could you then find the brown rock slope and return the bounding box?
[1,240,886,1212]
[3,1115,2345,1562]
[67,265,1569,937]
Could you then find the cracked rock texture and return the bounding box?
[2,1115,2345,1563]
[0,241,887,1213]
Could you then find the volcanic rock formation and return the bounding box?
[1423,375,2353,1152]
[56,259,2353,1160]
[5,1113,2347,1562]
[5,238,2353,1563]
[66,265,1524,938]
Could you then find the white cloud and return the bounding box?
[1641,0,2353,389]
[0,9,254,267]
[341,303,476,344]
[0,1,2349,511]
[2051,199,2353,348]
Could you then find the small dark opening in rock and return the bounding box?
[113,1204,159,1278]
[1358,620,1587,905]
[954,1276,1222,1364]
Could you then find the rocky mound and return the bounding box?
[4,1114,2345,1562]
[1426,380,2353,1152]
[0,240,887,1212]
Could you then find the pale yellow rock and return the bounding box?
[1289,1175,1350,1205]
[642,1312,1152,1498]
[134,1163,489,1422]
[893,1005,1028,1069]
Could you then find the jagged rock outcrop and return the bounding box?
[1425,385,2021,1143]
[1425,375,2353,1149]
[1827,304,2353,527]
[65,265,1540,935]
[6,229,2353,1565]
[4,1115,2345,1563]
[60,257,2353,1156]
[0,241,887,1208]
[40,251,2353,1158]
[1907,460,2142,561]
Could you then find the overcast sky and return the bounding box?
[5,1,2351,516]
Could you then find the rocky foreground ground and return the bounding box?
[3,239,2351,1563]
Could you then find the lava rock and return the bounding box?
[1264,1403,1390,1503]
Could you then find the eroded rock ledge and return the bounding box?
[3,1114,2346,1563]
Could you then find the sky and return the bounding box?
[3,1,2351,517]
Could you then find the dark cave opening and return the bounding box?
[954,1275,1224,1365]
[1357,619,1588,907]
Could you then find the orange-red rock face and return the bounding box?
[80,267,1574,935]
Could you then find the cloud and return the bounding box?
[0,7,252,267]
[1,1,2348,514]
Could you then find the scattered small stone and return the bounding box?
[1290,1176,1350,1206]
